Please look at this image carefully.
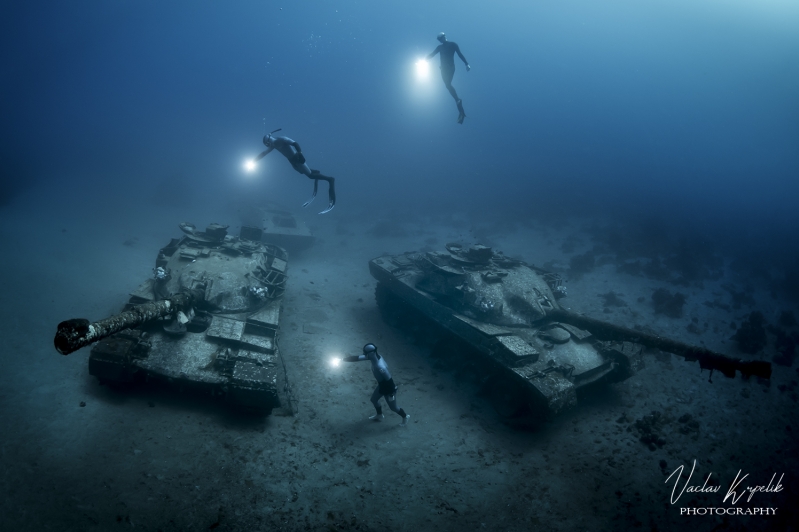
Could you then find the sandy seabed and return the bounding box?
[1,190,796,532]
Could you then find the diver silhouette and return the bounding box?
[427,32,470,124]
[254,130,336,214]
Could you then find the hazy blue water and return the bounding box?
[1,5,798,529]
[2,0,798,243]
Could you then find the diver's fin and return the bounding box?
[302,180,319,208]
[319,185,335,214]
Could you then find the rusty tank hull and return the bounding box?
[369,244,769,418]
[56,223,294,415]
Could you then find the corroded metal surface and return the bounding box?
[370,243,770,418]
[54,223,293,415]
[55,291,195,355]
[370,244,615,417]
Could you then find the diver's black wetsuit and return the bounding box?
[255,134,336,213]
[343,350,408,422]
[428,41,468,101]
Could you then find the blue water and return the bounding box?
[2,4,798,530]
[2,0,798,258]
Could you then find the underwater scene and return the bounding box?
[2,1,798,530]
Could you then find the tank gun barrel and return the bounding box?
[549,309,772,380]
[54,291,199,355]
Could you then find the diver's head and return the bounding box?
[363,343,378,359]
[437,32,446,43]
[263,128,281,147]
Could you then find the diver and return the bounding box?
[343,343,410,426]
[254,130,336,214]
[427,32,471,124]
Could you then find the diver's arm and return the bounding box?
[455,44,470,70]
[291,141,302,153]
[254,147,273,161]
[343,355,367,362]
[426,45,442,60]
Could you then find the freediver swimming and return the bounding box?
[427,32,471,124]
[253,129,337,214]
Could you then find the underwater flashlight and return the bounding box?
[330,357,341,368]
[415,58,429,80]
[244,159,256,172]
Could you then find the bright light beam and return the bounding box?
[415,58,429,81]
[330,357,341,368]
[244,159,256,172]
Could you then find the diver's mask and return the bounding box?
[263,128,281,148]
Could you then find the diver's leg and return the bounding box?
[293,163,318,207]
[297,161,335,213]
[369,387,384,420]
[385,394,409,425]
[446,71,465,123]
[445,82,459,102]
[312,171,336,214]
[295,162,313,176]
[441,67,464,123]
[440,67,458,100]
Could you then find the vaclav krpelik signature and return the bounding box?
[666,459,783,509]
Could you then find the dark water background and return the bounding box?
[2,0,798,278]
[1,4,798,530]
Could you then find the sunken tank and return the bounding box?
[55,222,294,415]
[255,205,314,251]
[369,244,771,418]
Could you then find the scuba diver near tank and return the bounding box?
[253,129,336,214]
[427,32,471,124]
[342,343,410,426]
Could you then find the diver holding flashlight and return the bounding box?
[253,130,337,214]
[427,32,470,124]
[342,344,410,426]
